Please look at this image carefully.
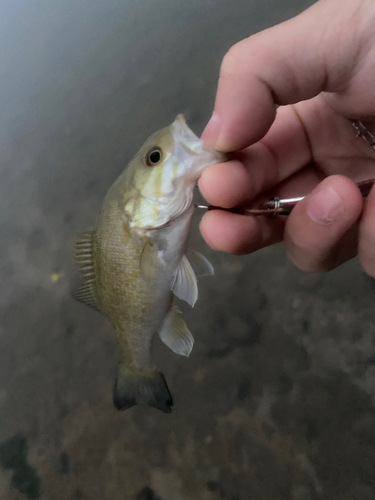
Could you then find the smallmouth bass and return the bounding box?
[74,115,224,413]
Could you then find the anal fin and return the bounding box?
[159,306,194,357]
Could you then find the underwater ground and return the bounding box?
[1,0,375,498]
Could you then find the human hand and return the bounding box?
[199,0,375,276]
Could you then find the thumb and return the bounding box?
[202,0,362,152]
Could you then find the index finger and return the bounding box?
[202,0,360,152]
[199,104,312,208]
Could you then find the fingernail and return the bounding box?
[307,186,344,225]
[201,112,221,146]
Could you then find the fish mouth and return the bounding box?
[172,114,202,147]
[172,114,226,176]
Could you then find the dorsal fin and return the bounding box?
[73,231,100,312]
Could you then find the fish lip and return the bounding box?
[172,114,226,177]
[172,114,200,143]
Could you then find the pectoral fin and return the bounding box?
[186,248,214,277]
[140,238,158,281]
[159,306,194,357]
[170,255,198,306]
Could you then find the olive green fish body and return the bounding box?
[74,115,224,412]
[94,190,193,369]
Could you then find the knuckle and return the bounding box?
[220,49,238,80]
[220,39,250,79]
[220,34,269,79]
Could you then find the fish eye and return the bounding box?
[145,147,163,167]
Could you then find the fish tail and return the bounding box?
[113,364,173,413]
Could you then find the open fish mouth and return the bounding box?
[172,114,226,178]
[172,114,204,154]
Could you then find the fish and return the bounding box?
[73,114,224,413]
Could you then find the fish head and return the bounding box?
[125,115,225,228]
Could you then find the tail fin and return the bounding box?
[113,365,173,413]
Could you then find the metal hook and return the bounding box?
[352,120,375,150]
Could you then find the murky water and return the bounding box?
[1,1,375,499]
